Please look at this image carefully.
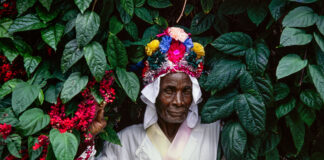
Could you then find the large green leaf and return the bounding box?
[308,65,324,102]
[83,41,108,82]
[35,5,60,23]
[201,89,238,123]
[125,21,139,40]
[297,104,316,126]
[12,82,40,115]
[16,0,37,16]
[109,16,124,34]
[244,136,262,160]
[265,148,279,160]
[285,113,305,154]
[201,0,214,14]
[28,136,42,160]
[245,41,270,75]
[254,76,274,106]
[314,32,324,52]
[234,93,266,136]
[274,83,290,101]
[0,79,23,99]
[315,43,324,69]
[8,14,46,33]
[247,2,268,26]
[39,0,53,11]
[75,11,100,46]
[44,82,63,104]
[282,6,317,27]
[99,124,121,145]
[221,121,247,160]
[0,41,19,63]
[116,0,132,24]
[259,132,281,155]
[275,98,296,118]
[280,27,312,47]
[106,33,128,68]
[134,7,153,24]
[61,39,84,73]
[317,16,324,36]
[190,12,215,35]
[0,108,19,127]
[276,54,308,79]
[116,67,140,102]
[268,0,287,21]
[41,24,65,51]
[23,54,41,76]
[300,89,323,110]
[60,72,88,103]
[0,18,13,39]
[211,32,252,56]
[239,71,263,102]
[147,0,172,8]
[218,0,247,15]
[74,0,92,14]
[17,108,50,136]
[121,0,134,16]
[7,134,22,158]
[49,129,79,160]
[204,58,244,91]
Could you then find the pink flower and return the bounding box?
[167,27,188,42]
[168,41,186,63]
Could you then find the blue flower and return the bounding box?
[184,38,193,52]
[159,35,172,53]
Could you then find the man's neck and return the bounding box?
[157,119,181,142]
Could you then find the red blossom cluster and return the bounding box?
[32,135,49,160]
[0,0,17,17]
[0,123,12,139]
[49,71,116,134]
[0,55,26,83]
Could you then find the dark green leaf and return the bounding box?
[218,0,247,15]
[116,67,140,102]
[247,2,268,26]
[135,7,153,24]
[106,33,128,68]
[0,79,23,99]
[12,82,40,115]
[221,121,247,160]
[61,9,79,21]
[297,104,316,126]
[30,63,51,87]
[0,41,19,63]
[314,32,324,52]
[274,83,290,101]
[99,124,121,145]
[129,46,145,63]
[147,0,172,8]
[244,136,262,160]
[289,0,317,3]
[60,72,88,103]
[316,16,324,36]
[121,0,134,16]
[245,40,270,75]
[315,44,324,69]
[254,76,274,106]
[0,18,13,39]
[135,0,145,7]
[7,134,22,158]
[276,54,307,79]
[74,0,92,14]
[17,108,50,136]
[201,0,214,14]
[38,89,44,105]
[269,0,287,21]
[39,0,53,11]
[201,89,238,123]
[190,12,215,35]
[64,18,76,34]
[45,82,63,104]
[8,14,47,33]
[16,0,37,16]
[275,98,296,118]
[184,4,194,16]
[265,148,279,160]
[75,11,100,46]
[191,36,214,47]
[61,39,84,73]
[234,93,266,136]
[109,16,124,34]
[154,16,168,29]
[83,41,108,82]
[259,132,281,155]
[142,24,161,40]
[308,65,324,102]
[49,129,79,160]
[35,5,60,23]
[116,0,132,24]
[0,108,19,127]
[211,32,253,56]
[41,24,65,51]
[285,113,305,154]
[125,21,139,40]
[28,136,42,160]
[282,6,317,27]
[300,89,323,110]
[23,54,41,76]
[204,58,244,91]
[239,71,263,102]
[280,27,312,46]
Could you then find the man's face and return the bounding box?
[156,72,193,124]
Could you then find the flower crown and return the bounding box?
[142,27,205,85]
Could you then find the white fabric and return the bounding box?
[89,120,221,160]
[140,74,202,129]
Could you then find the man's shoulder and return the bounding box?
[118,123,145,137]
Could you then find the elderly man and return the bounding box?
[78,27,221,160]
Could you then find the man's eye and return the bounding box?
[165,89,173,94]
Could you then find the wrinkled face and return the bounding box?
[156,72,193,124]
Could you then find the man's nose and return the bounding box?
[173,91,183,107]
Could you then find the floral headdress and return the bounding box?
[142,27,205,85]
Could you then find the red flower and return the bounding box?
[32,135,49,160]
[0,123,12,139]
[167,41,186,63]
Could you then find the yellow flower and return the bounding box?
[145,39,160,56]
[192,42,205,58]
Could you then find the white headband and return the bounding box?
[140,74,202,130]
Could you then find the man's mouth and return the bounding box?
[167,110,185,117]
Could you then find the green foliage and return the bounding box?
[49,129,79,160]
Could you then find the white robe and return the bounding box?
[85,119,221,160]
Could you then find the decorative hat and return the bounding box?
[142,27,205,85]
